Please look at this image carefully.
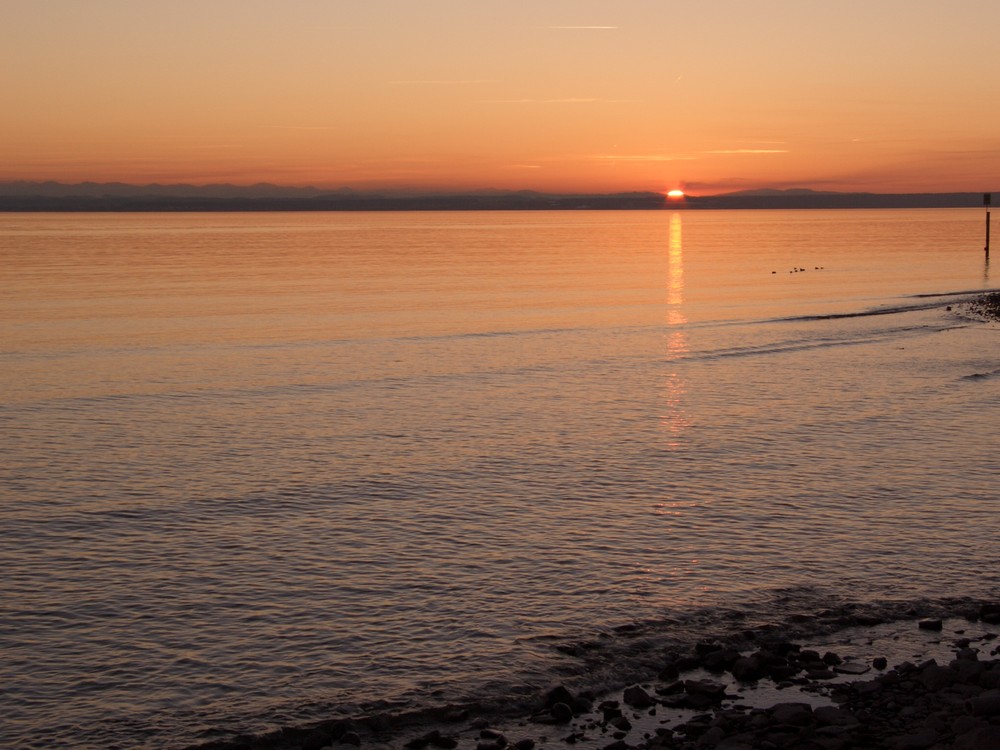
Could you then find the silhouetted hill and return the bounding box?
[0,182,992,211]
[0,183,666,211]
[685,188,987,209]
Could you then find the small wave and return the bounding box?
[961,368,1000,381]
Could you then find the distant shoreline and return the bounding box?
[0,183,992,212]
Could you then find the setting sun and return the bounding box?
[667,189,685,199]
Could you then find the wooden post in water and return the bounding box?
[985,193,991,259]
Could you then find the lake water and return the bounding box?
[2,209,999,749]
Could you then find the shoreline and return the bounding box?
[961,292,1000,322]
[186,600,1000,750]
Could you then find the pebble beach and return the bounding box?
[186,600,1000,750]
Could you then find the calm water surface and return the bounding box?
[2,210,998,749]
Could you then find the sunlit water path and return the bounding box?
[2,209,998,749]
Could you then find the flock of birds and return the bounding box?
[773,266,825,274]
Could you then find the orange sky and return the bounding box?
[3,0,1000,194]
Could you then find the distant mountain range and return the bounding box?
[0,181,991,211]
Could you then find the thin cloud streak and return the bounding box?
[389,79,496,84]
[548,26,618,29]
[704,149,789,154]
[264,125,340,131]
[488,98,634,104]
[597,154,698,162]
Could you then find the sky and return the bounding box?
[3,0,1000,195]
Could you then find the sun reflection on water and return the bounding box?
[661,213,691,446]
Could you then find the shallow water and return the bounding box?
[1,209,998,749]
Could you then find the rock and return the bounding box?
[806,668,837,680]
[873,657,888,670]
[702,648,741,673]
[892,727,940,750]
[953,725,1000,750]
[772,641,801,656]
[341,732,362,747]
[696,641,725,656]
[978,603,1000,624]
[730,657,764,682]
[813,706,859,726]
[623,685,655,709]
[545,686,575,710]
[833,662,870,676]
[767,664,801,681]
[918,619,943,631]
[769,702,813,725]
[609,716,632,731]
[550,703,574,724]
[920,664,955,691]
[406,731,457,750]
[513,740,535,750]
[697,726,726,746]
[967,690,1000,717]
[822,651,843,666]
[684,680,727,701]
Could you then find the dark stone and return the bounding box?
[609,716,632,732]
[813,706,859,726]
[406,731,457,750]
[956,647,979,661]
[545,686,576,710]
[683,679,727,700]
[978,603,1000,620]
[806,668,837,680]
[622,685,655,709]
[873,657,888,670]
[769,702,813,726]
[772,641,802,656]
[967,691,1000,717]
[550,703,574,724]
[892,727,940,750]
[730,656,764,682]
[674,655,702,671]
[702,648,741,673]
[823,651,843,666]
[833,662,870,676]
[602,705,623,722]
[341,732,362,747]
[921,665,954,691]
[768,664,801,681]
[918,619,943,631]
[657,662,680,680]
[301,729,333,750]
[656,681,685,696]
[514,740,535,750]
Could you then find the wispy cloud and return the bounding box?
[705,149,789,155]
[548,26,618,29]
[596,154,698,162]
[389,79,496,85]
[488,98,634,104]
[264,125,339,131]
